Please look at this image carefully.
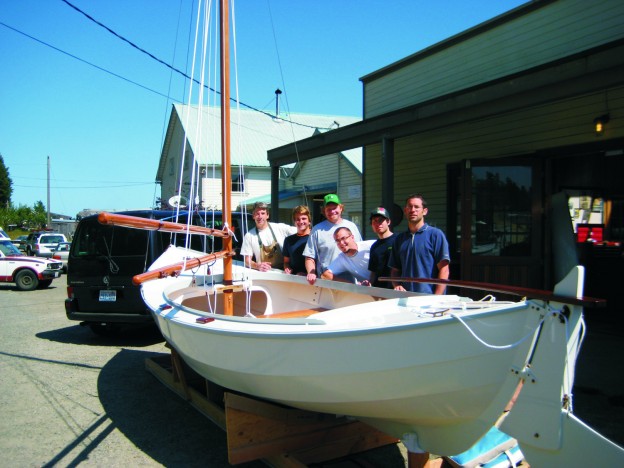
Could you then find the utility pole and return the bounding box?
[47,156,51,227]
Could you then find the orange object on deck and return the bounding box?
[97,212,230,238]
[132,250,234,285]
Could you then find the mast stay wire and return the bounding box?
[264,0,309,206]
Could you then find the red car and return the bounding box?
[0,239,63,291]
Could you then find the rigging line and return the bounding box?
[0,21,170,100]
[265,0,307,203]
[159,0,186,154]
[58,0,334,131]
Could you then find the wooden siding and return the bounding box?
[364,85,624,236]
[285,153,363,228]
[290,154,340,189]
[338,155,363,228]
[199,168,273,210]
[364,0,624,118]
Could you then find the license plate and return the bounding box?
[99,290,117,302]
[54,272,60,278]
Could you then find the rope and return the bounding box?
[450,303,585,413]
[449,312,544,350]
[101,237,119,274]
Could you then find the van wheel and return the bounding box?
[89,323,121,336]
[15,270,39,291]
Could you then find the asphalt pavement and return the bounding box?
[0,275,267,467]
[0,275,622,467]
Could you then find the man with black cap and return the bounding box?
[368,206,396,288]
[303,193,362,284]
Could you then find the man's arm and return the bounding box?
[283,256,292,274]
[369,272,378,287]
[390,267,405,291]
[305,257,317,284]
[434,260,450,295]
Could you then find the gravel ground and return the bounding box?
[1,275,622,467]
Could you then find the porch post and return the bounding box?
[382,136,395,209]
[271,166,280,222]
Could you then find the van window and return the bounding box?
[71,210,247,260]
[72,221,166,258]
[40,234,67,245]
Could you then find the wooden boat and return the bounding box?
[98,1,624,464]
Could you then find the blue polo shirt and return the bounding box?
[388,224,450,293]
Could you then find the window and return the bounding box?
[471,166,532,256]
[232,171,245,193]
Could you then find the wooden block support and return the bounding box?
[225,392,399,465]
[146,353,400,466]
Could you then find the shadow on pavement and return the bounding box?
[36,324,165,347]
[96,348,263,467]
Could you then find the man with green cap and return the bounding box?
[303,193,362,284]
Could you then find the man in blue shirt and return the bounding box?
[389,194,450,294]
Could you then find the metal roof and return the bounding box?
[170,103,360,168]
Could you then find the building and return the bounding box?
[268,0,624,314]
[247,147,362,226]
[156,103,360,221]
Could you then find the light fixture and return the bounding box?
[594,113,610,136]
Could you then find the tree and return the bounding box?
[32,201,47,229]
[0,154,12,207]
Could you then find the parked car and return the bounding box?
[0,227,9,239]
[12,235,29,252]
[65,209,250,335]
[25,232,68,257]
[0,239,63,291]
[51,241,71,272]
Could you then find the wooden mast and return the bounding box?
[220,0,233,315]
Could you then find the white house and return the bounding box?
[156,103,360,216]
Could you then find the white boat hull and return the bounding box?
[142,263,534,454]
[140,249,624,462]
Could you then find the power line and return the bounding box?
[0,21,172,100]
[60,0,332,131]
[14,182,155,189]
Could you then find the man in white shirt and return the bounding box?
[304,193,362,284]
[320,227,375,285]
[240,202,296,271]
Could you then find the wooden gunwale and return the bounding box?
[383,277,606,307]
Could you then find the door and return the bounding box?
[457,159,544,288]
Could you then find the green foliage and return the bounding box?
[0,202,48,232]
[0,154,12,206]
[0,154,47,232]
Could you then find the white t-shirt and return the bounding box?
[240,222,297,263]
[326,240,375,283]
[303,219,362,275]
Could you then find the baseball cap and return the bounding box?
[370,206,390,220]
[324,194,341,205]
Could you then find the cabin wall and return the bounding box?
[364,85,624,238]
[363,0,624,118]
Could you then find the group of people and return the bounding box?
[240,193,450,294]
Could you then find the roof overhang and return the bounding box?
[268,41,624,167]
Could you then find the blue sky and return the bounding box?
[0,0,527,218]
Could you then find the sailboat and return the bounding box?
[99,1,624,464]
